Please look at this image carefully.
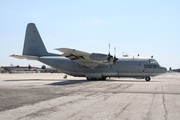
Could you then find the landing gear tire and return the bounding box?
[86,78,98,80]
[86,77,107,80]
[86,78,92,80]
[145,76,151,81]
[99,77,107,80]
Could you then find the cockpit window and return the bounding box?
[149,59,159,65]
[144,59,160,68]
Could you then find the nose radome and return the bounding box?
[161,67,167,73]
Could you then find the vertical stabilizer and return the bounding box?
[23,23,58,57]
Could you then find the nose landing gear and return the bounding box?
[145,76,151,81]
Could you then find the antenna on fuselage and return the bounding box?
[114,47,116,58]
[108,44,111,58]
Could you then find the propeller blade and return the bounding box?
[113,47,118,64]
[107,44,112,62]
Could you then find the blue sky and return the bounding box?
[0,0,180,69]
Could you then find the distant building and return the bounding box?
[0,66,38,73]
[0,66,59,73]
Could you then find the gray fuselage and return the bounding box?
[38,57,167,78]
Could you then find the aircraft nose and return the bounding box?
[160,67,167,73]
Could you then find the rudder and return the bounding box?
[23,23,50,56]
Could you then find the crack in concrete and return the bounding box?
[144,94,156,120]
[65,93,112,120]
[17,96,88,120]
[161,83,168,120]
[114,102,131,118]
[144,85,159,120]
[114,96,137,119]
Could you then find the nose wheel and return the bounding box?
[145,76,151,81]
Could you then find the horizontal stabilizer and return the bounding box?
[10,54,38,60]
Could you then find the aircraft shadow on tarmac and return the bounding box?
[4,79,95,86]
[47,80,94,86]
[47,79,152,86]
[4,78,156,86]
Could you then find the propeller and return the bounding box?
[113,47,118,64]
[107,44,113,62]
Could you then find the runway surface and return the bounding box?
[0,73,180,120]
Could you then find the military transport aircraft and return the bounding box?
[11,23,167,81]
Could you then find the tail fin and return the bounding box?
[23,23,59,57]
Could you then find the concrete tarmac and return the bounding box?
[0,73,180,120]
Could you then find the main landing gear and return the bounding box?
[86,77,107,80]
[145,76,151,81]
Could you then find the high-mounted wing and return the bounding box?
[56,48,100,69]
[56,48,90,60]
[56,48,114,69]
